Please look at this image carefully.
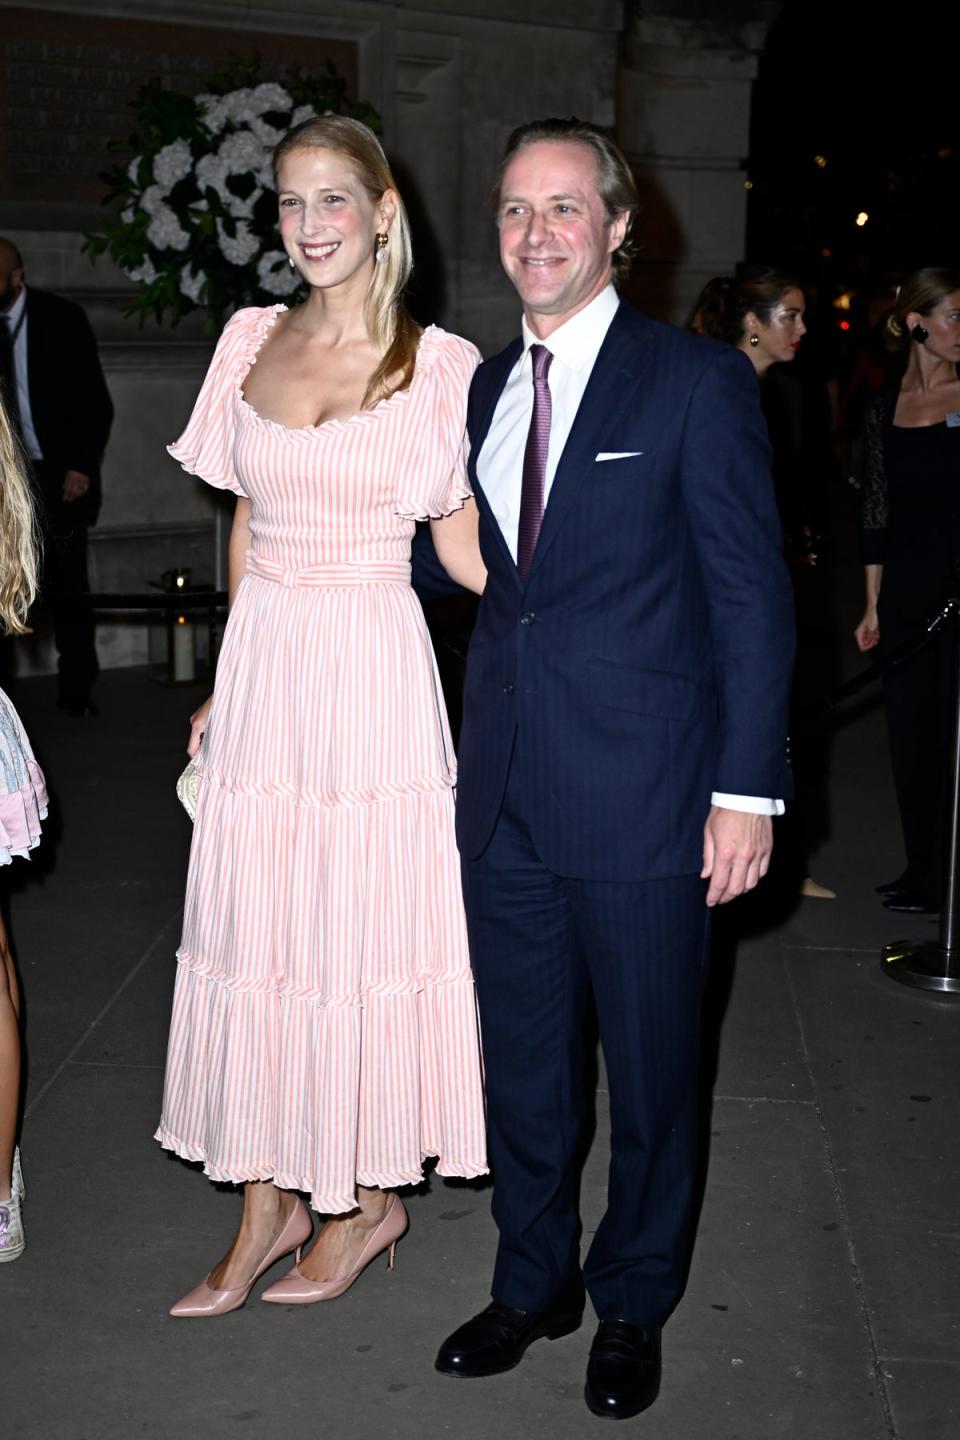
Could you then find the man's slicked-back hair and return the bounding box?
[493,117,640,285]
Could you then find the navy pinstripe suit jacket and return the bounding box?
[454,300,796,880]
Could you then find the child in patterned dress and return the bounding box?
[0,398,49,1263]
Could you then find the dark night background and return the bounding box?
[749,0,959,285]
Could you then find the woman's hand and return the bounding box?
[187,695,213,757]
[854,608,880,652]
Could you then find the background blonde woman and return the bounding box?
[0,398,49,1263]
[855,267,960,914]
[155,117,488,1317]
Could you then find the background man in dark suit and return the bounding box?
[0,237,113,715]
[434,121,795,1420]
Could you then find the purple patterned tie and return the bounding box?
[516,343,553,580]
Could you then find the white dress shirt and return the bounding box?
[476,284,782,818]
[4,287,43,461]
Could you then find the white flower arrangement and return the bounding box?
[85,59,381,327]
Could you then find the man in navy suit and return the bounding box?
[434,121,795,1419]
[0,237,112,715]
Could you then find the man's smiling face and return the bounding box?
[497,139,627,337]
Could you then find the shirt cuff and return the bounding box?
[711,792,785,816]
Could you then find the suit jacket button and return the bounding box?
[520,611,535,626]
[502,681,514,695]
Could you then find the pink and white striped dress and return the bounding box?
[155,306,488,1212]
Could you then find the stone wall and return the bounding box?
[619,3,781,325]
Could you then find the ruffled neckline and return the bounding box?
[235,305,443,439]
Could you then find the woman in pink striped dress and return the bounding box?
[156,117,488,1317]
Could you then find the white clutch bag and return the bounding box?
[176,758,201,822]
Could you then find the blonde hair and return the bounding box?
[272,115,420,408]
[886,267,960,350]
[0,399,38,634]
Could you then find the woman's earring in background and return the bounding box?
[288,256,296,269]
[911,324,929,343]
[375,232,389,264]
[749,333,760,347]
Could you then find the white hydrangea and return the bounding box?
[248,115,287,147]
[141,184,170,217]
[218,130,269,175]
[153,139,193,188]
[121,206,135,225]
[147,204,191,252]
[127,154,143,183]
[196,94,229,136]
[195,152,227,196]
[179,263,206,303]
[126,257,157,284]
[216,218,260,267]
[249,82,292,115]
[196,133,269,217]
[223,88,254,125]
[292,104,314,126]
[257,250,301,297]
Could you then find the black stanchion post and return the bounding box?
[882,601,960,995]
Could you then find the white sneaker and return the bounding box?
[0,1192,24,1262]
[12,1146,24,1200]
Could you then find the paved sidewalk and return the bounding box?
[1,622,957,1438]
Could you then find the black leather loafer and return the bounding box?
[584,1320,661,1420]
[875,877,908,896]
[435,1292,584,1378]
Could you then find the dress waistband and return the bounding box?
[246,555,411,588]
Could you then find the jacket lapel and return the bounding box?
[469,339,523,583]
[526,304,654,584]
[24,290,44,411]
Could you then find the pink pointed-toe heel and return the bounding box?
[169,1195,313,1318]
[261,1193,408,1305]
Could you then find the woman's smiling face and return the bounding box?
[276,146,391,295]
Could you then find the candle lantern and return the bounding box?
[149,567,214,685]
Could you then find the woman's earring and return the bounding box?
[288,256,295,269]
[911,323,929,343]
[749,333,760,347]
[375,232,389,264]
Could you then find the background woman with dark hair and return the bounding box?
[855,267,960,914]
[691,266,825,555]
[691,266,835,901]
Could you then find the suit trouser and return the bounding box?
[882,625,953,899]
[462,740,710,1328]
[34,460,99,706]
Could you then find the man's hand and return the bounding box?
[63,469,91,503]
[701,805,773,907]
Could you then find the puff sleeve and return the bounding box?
[395,330,480,520]
[167,307,266,496]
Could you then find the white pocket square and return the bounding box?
[595,451,643,461]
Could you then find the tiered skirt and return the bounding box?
[155,565,487,1211]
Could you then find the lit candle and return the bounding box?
[172,613,196,683]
